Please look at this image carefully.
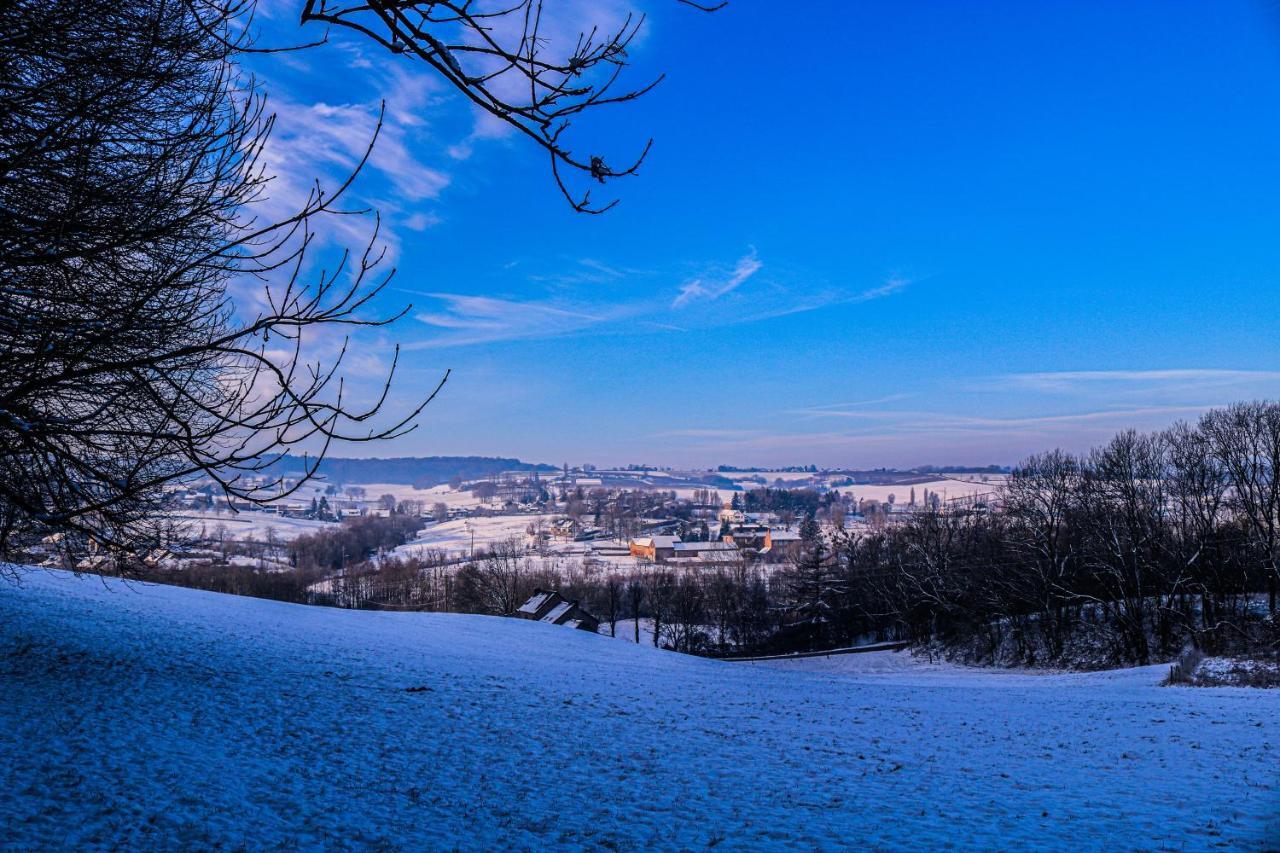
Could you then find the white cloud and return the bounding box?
[410,293,612,348]
[673,250,763,308]
[851,275,911,303]
[999,369,1280,393]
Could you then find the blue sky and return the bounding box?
[246,1,1280,468]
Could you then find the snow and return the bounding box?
[516,590,554,615]
[2,567,1277,848]
[165,510,335,543]
[390,514,554,560]
[539,601,574,623]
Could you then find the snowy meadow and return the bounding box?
[2,568,1276,849]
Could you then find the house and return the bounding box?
[629,535,679,562]
[514,589,600,632]
[142,548,177,570]
[551,518,580,540]
[75,554,111,572]
[762,529,803,561]
[668,541,742,567]
[723,523,770,551]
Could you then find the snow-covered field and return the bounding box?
[390,514,554,559]
[165,510,336,542]
[2,567,1276,849]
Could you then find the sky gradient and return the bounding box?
[246,1,1280,468]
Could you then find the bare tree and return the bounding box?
[999,450,1081,658]
[0,0,441,559]
[603,574,623,637]
[626,574,645,643]
[1201,402,1280,613]
[299,0,723,213]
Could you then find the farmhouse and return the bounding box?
[514,589,600,632]
[762,529,802,561]
[550,518,580,540]
[669,540,742,567]
[723,523,770,551]
[629,535,679,562]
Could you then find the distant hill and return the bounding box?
[271,455,556,487]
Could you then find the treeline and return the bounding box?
[338,403,1280,667]
[737,487,825,518]
[810,403,1280,666]
[270,456,555,488]
[309,540,780,653]
[289,516,423,572]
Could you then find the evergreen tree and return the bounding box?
[785,513,842,647]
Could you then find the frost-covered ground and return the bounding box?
[165,509,336,543]
[2,568,1277,849]
[390,514,555,560]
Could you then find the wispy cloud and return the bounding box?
[998,368,1280,393]
[672,250,763,308]
[791,404,1211,431]
[399,256,918,350]
[409,293,614,348]
[650,428,761,439]
[851,275,911,303]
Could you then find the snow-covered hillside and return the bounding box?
[2,568,1276,849]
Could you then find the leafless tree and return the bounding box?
[626,573,645,643]
[1201,402,1280,613]
[603,573,623,637]
[457,537,533,614]
[0,0,441,560]
[999,450,1081,658]
[299,0,723,213]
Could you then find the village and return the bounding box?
[77,463,997,578]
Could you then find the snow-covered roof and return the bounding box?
[674,541,737,553]
[770,530,801,541]
[517,591,556,615]
[539,601,574,624]
[632,535,679,549]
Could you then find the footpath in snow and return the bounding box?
[1,567,1277,849]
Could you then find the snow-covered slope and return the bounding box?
[2,568,1276,849]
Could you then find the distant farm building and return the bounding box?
[515,590,600,632]
[550,518,580,540]
[762,529,802,561]
[629,535,679,562]
[723,523,771,551]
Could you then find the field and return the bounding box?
[165,510,336,543]
[2,568,1276,849]
[390,514,553,560]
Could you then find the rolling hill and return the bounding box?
[1,568,1276,848]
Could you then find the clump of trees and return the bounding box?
[290,515,422,572]
[832,403,1280,666]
